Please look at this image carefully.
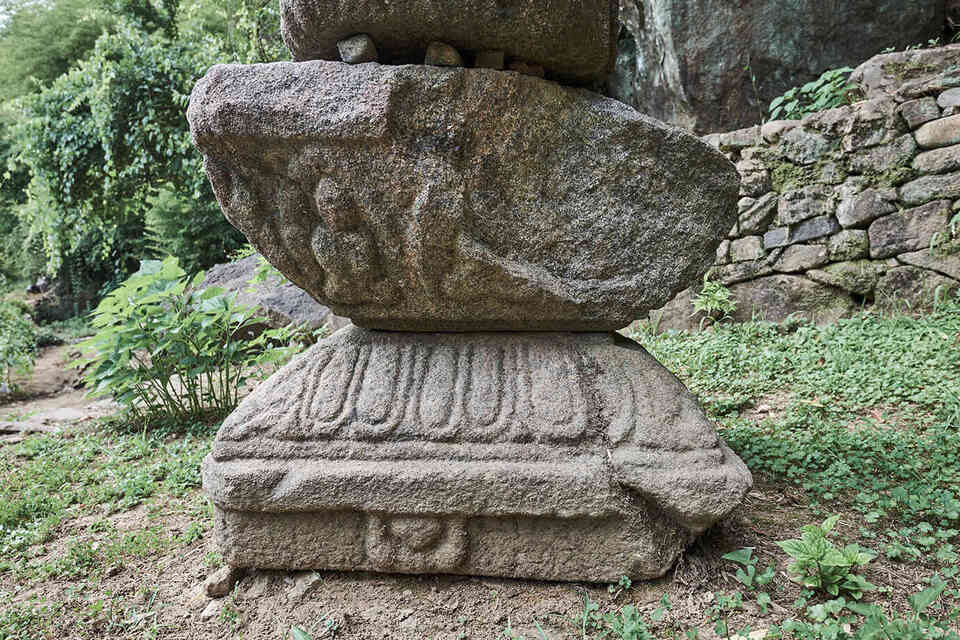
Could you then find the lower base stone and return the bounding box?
[213,506,689,582]
[204,326,752,582]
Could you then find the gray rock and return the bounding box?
[853,46,960,101]
[900,173,960,205]
[188,61,738,331]
[836,188,898,229]
[203,328,752,581]
[837,99,902,152]
[737,197,757,214]
[761,120,799,144]
[827,230,870,261]
[739,193,778,236]
[780,128,829,165]
[608,0,943,132]
[729,236,764,263]
[474,50,504,70]
[912,144,960,174]
[876,266,960,308]
[204,566,245,598]
[899,97,941,129]
[807,260,879,296]
[713,260,773,286]
[914,115,960,149]
[727,275,856,325]
[425,41,463,67]
[280,0,617,83]
[337,34,378,64]
[763,227,790,249]
[715,239,730,264]
[718,126,761,150]
[201,255,347,333]
[773,244,829,273]
[776,186,834,226]
[199,600,222,621]
[848,134,917,174]
[739,165,771,198]
[898,247,960,281]
[791,215,841,244]
[938,88,960,109]
[869,200,951,258]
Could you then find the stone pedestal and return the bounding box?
[203,327,751,581]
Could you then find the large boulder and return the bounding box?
[279,0,618,84]
[188,61,738,332]
[609,0,945,133]
[201,254,349,333]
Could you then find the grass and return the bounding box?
[1,301,959,638]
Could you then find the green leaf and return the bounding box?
[290,627,313,640]
[908,581,946,615]
[722,548,755,566]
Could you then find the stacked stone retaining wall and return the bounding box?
[654,45,960,331]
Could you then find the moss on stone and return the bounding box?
[862,166,919,188]
[771,162,818,192]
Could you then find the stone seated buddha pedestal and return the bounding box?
[187,6,752,581]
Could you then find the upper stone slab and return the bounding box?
[188,61,739,331]
[279,0,618,83]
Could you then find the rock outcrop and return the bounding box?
[609,0,945,133]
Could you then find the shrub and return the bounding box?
[72,257,300,424]
[0,300,38,391]
[692,274,738,324]
[769,67,857,121]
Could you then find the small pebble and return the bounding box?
[425,41,464,67]
[205,565,245,598]
[474,50,505,70]
[199,599,222,621]
[337,33,378,64]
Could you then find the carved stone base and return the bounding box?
[203,327,752,582]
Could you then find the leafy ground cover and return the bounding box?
[1,301,959,639]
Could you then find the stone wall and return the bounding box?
[653,46,960,331]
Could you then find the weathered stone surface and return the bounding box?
[913,144,960,174]
[853,45,960,101]
[203,328,752,581]
[280,0,617,83]
[507,60,546,78]
[715,239,730,264]
[807,260,879,296]
[736,159,771,197]
[774,244,829,273]
[729,236,764,263]
[189,62,738,331]
[201,255,348,333]
[205,566,245,598]
[714,261,773,286]
[761,120,798,144]
[848,134,917,174]
[898,247,960,281]
[763,227,790,249]
[827,230,869,262]
[836,188,898,229]
[899,97,941,130]
[424,41,463,67]
[780,128,829,165]
[939,88,960,109]
[791,215,841,244]
[609,0,943,132]
[900,173,960,205]
[337,34,377,64]
[869,200,951,259]
[739,193,777,236]
[776,186,833,226]
[727,275,856,325]
[718,126,761,151]
[876,266,960,307]
[914,115,960,149]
